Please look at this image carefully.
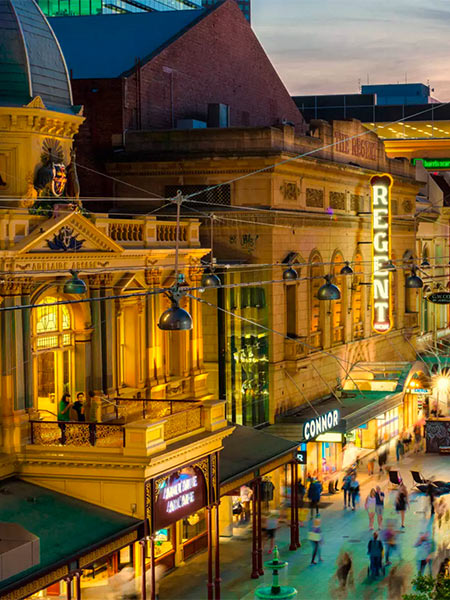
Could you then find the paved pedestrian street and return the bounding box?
[159,452,450,600]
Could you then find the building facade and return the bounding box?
[37,0,202,17]
[202,0,250,22]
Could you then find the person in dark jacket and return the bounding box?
[308,479,322,517]
[368,531,383,577]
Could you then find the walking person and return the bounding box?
[308,478,322,517]
[395,438,404,462]
[263,510,279,554]
[375,486,385,530]
[426,481,436,518]
[415,530,433,575]
[381,520,398,566]
[349,474,360,511]
[365,488,377,530]
[342,471,352,509]
[368,531,384,578]
[367,457,375,476]
[395,484,409,528]
[413,424,422,453]
[308,517,323,565]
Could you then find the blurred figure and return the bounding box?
[426,480,437,517]
[264,509,279,554]
[342,471,352,509]
[413,423,422,453]
[375,486,385,530]
[383,562,411,600]
[364,488,376,530]
[109,566,138,600]
[415,530,434,575]
[367,457,375,476]
[395,484,409,528]
[329,550,354,598]
[240,484,253,522]
[381,520,399,566]
[395,438,404,462]
[308,478,322,517]
[349,474,360,511]
[367,531,383,578]
[308,517,323,565]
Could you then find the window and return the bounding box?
[331,253,345,344]
[352,253,364,339]
[286,283,297,338]
[33,297,74,416]
[309,253,323,348]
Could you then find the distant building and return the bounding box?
[361,83,438,106]
[202,0,250,22]
[38,0,202,17]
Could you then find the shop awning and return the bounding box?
[266,390,402,442]
[220,425,298,493]
[0,479,143,599]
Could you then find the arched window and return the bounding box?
[352,253,364,339]
[309,252,323,349]
[331,252,345,344]
[33,297,74,415]
[403,250,417,314]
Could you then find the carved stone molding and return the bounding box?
[87,273,114,289]
[144,267,162,286]
[0,276,34,296]
[280,181,300,201]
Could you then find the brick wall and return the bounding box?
[71,0,305,196]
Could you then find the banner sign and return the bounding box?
[370,174,393,334]
[303,409,340,441]
[154,466,207,530]
[427,292,450,305]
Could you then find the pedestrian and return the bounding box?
[378,447,387,476]
[436,497,446,529]
[298,479,306,508]
[367,457,375,476]
[240,485,253,523]
[365,488,377,530]
[335,551,354,590]
[375,486,385,530]
[71,392,86,422]
[86,390,101,423]
[426,481,436,518]
[308,517,323,565]
[342,472,352,509]
[58,393,72,422]
[264,510,279,554]
[413,424,422,453]
[395,438,404,462]
[381,520,398,566]
[415,530,433,575]
[395,484,409,528]
[349,474,360,511]
[368,531,384,578]
[308,478,322,517]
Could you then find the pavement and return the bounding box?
[158,449,450,600]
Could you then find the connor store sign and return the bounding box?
[303,409,340,442]
[154,466,207,530]
[370,174,393,334]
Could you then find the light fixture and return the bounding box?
[63,270,87,294]
[421,258,431,268]
[381,260,396,271]
[317,275,341,300]
[283,266,298,281]
[201,268,221,288]
[405,266,423,289]
[340,261,353,275]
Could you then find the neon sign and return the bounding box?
[303,409,340,441]
[370,174,393,334]
[163,475,198,514]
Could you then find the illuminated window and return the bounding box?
[33,297,74,415]
[309,253,323,348]
[331,253,345,344]
[352,253,364,339]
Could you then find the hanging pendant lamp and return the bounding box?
[317,274,341,300]
[201,268,221,288]
[340,261,353,275]
[405,266,423,289]
[63,270,87,294]
[283,266,298,281]
[158,301,193,330]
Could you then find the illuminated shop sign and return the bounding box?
[370,174,393,334]
[154,466,207,530]
[411,158,450,169]
[303,409,340,441]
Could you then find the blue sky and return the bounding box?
[252,0,450,100]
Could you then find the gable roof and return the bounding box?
[49,7,210,79]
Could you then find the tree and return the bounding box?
[403,574,450,600]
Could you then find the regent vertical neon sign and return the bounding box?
[370,174,393,334]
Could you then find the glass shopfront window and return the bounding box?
[154,527,174,559]
[182,508,206,544]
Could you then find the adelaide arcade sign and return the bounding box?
[427,292,450,305]
[370,174,393,334]
[154,466,207,530]
[303,409,340,442]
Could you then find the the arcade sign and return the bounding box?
[154,466,207,530]
[427,291,450,305]
[370,174,393,334]
[303,409,340,442]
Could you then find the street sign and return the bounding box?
[295,450,307,464]
[427,292,450,304]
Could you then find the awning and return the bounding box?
[0,479,143,600]
[219,425,298,493]
[266,391,401,442]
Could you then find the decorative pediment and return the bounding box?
[25,96,47,110]
[14,211,124,255]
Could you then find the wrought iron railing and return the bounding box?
[164,406,203,441]
[110,398,202,422]
[30,421,125,448]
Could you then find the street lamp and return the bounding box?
[283,266,299,281]
[340,261,354,275]
[63,270,87,294]
[405,266,423,289]
[317,275,341,300]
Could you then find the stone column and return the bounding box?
[145,268,163,387]
[87,274,114,394]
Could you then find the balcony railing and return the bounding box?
[30,421,125,448]
[164,406,203,440]
[107,398,202,422]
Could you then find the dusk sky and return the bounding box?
[252,0,450,100]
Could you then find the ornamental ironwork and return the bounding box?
[46,226,85,251]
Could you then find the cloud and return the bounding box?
[252,0,450,98]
